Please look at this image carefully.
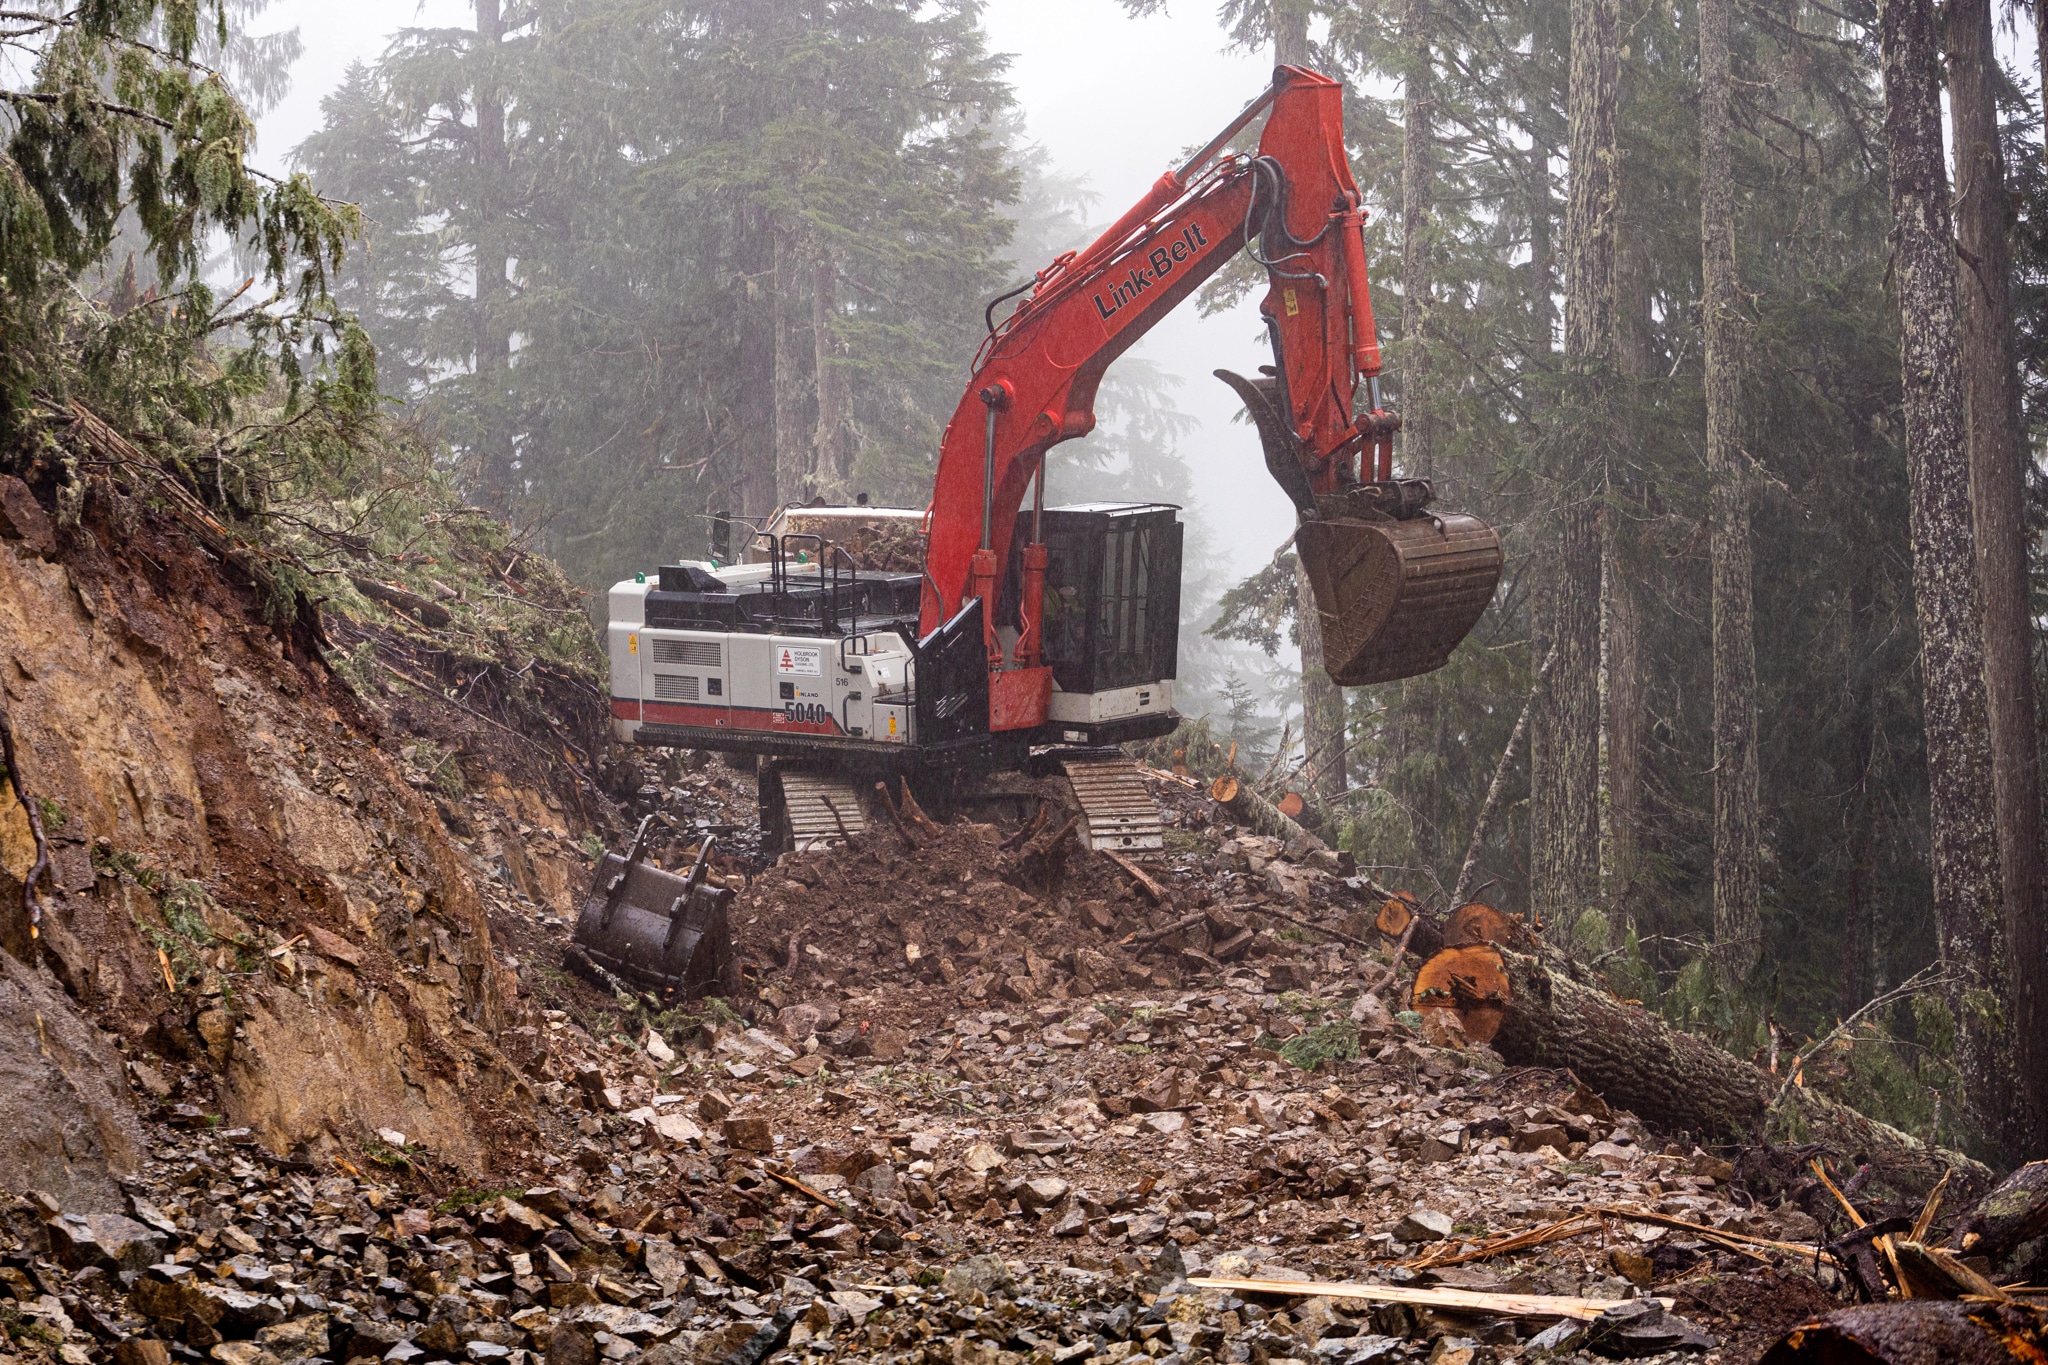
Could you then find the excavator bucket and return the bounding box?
[570,818,734,1000]
[1218,368,1504,687]
[1297,490,1504,685]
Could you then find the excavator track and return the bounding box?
[775,769,870,852]
[1061,755,1165,855]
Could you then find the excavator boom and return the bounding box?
[921,66,1502,717]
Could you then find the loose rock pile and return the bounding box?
[0,770,1897,1365]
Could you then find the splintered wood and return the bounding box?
[1406,1204,1837,1272]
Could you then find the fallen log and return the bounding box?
[1760,1300,2047,1364]
[350,575,453,627]
[1216,779,1328,851]
[1484,940,1986,1199]
[1949,1161,2048,1258]
[1445,901,1522,947]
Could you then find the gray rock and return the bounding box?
[255,1315,331,1359]
[1523,1318,1587,1355]
[1583,1300,1717,1358]
[1391,1209,1453,1242]
[0,951,147,1212]
[48,1211,166,1271]
[941,1254,1015,1298]
[560,1305,664,1343]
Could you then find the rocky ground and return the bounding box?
[2,756,1899,1365]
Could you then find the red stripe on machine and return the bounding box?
[621,698,843,736]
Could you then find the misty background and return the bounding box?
[249,1,1299,581]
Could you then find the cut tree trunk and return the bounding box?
[1219,776,1328,852]
[1945,0,2048,1159]
[1876,0,2035,1162]
[1413,944,1509,1043]
[1758,1301,2047,1364]
[1473,933,1987,1198]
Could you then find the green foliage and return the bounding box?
[1569,909,1609,958]
[435,1187,525,1213]
[361,1137,418,1170]
[1208,552,1299,659]
[1279,1021,1360,1070]
[2,2,365,445]
[296,0,1022,594]
[33,795,65,832]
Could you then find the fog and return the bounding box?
[250,0,1297,578]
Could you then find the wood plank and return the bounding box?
[1185,1276,1672,1322]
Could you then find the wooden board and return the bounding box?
[1186,1276,1671,1323]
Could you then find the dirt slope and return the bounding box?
[0,476,573,1207]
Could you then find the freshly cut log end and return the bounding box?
[1375,894,1416,939]
[1210,775,1240,803]
[1297,509,1504,686]
[1277,792,1305,818]
[1412,944,1510,1044]
[1444,902,1522,948]
[1759,1301,2048,1365]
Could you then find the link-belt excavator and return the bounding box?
[596,66,1503,886]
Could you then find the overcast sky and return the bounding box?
[247,0,1297,578]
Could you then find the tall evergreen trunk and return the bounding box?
[1525,125,1560,918]
[811,250,853,488]
[1606,202,1656,941]
[1875,0,2034,1160]
[773,225,810,506]
[1270,3,1346,803]
[1385,0,1437,859]
[473,0,514,505]
[736,214,776,522]
[1535,0,1616,930]
[1400,0,1435,480]
[1946,0,2048,1154]
[1700,0,1759,979]
[1843,523,1881,1015]
[1295,556,1348,801]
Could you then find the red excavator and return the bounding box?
[591,66,1502,936]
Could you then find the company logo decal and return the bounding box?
[1091,223,1211,322]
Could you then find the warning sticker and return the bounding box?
[775,646,822,677]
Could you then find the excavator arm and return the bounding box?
[920,65,1502,731]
